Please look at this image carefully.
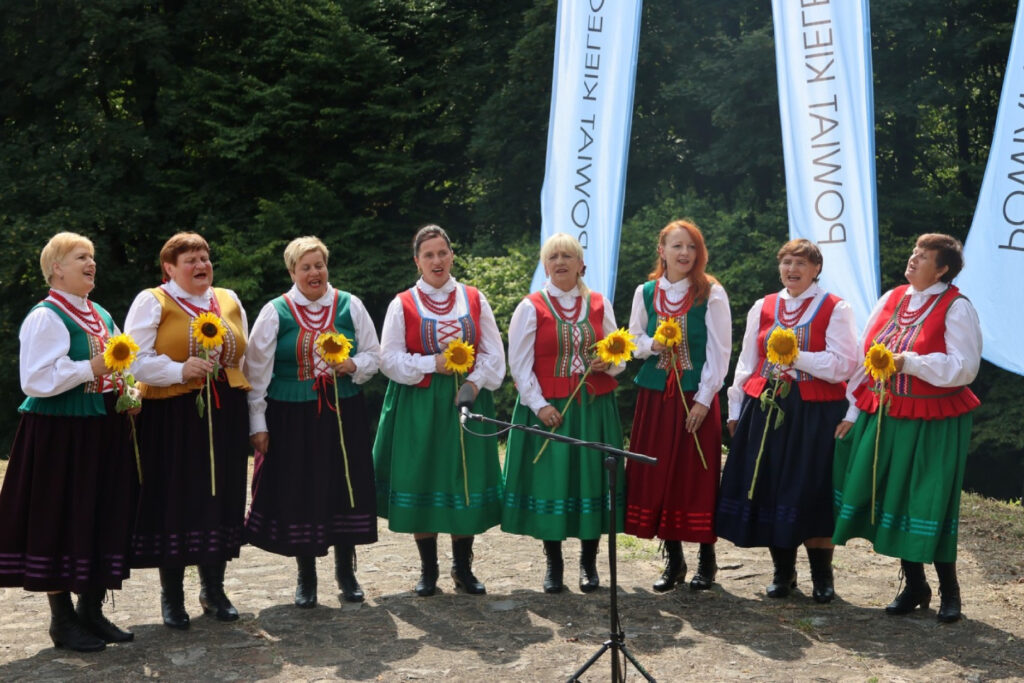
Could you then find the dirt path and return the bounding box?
[2,506,1023,682]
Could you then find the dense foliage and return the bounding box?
[2,1,1021,495]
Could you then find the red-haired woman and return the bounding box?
[624,220,732,592]
[716,239,858,603]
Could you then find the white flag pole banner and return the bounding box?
[771,0,880,330]
[531,0,644,301]
[957,0,1024,376]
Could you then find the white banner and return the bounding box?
[531,0,644,301]
[957,0,1024,376]
[772,0,879,330]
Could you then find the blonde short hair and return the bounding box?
[284,236,329,273]
[40,232,94,285]
[540,232,589,296]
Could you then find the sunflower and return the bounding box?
[864,342,896,382]
[316,331,353,365]
[653,318,682,348]
[766,327,799,365]
[595,328,637,366]
[444,338,475,374]
[191,312,227,350]
[103,333,139,373]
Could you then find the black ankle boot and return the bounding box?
[766,546,798,598]
[450,536,486,594]
[198,562,239,621]
[934,561,962,623]
[334,544,364,603]
[885,559,932,615]
[159,566,190,630]
[653,540,685,592]
[806,547,836,604]
[48,592,105,652]
[579,539,600,593]
[294,556,317,608]
[415,537,439,597]
[76,589,133,642]
[542,540,565,593]
[689,543,718,591]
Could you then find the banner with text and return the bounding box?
[531,0,643,301]
[957,0,1024,376]
[772,0,879,330]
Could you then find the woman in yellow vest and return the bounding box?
[124,232,251,630]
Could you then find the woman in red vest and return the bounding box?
[373,225,505,597]
[623,220,732,592]
[833,234,982,623]
[245,236,380,608]
[717,239,858,603]
[0,232,138,651]
[501,232,625,593]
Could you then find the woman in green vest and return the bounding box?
[0,232,139,651]
[245,236,380,607]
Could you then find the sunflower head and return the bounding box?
[864,342,896,382]
[443,338,475,374]
[316,331,353,365]
[653,318,682,348]
[766,327,799,366]
[191,312,227,350]
[103,333,139,373]
[595,328,637,366]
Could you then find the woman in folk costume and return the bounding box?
[0,232,139,651]
[833,233,982,623]
[124,232,251,629]
[373,224,505,596]
[716,239,858,603]
[501,232,626,594]
[623,220,732,592]
[246,236,380,608]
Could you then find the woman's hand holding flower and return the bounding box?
[183,356,215,381]
[538,405,563,429]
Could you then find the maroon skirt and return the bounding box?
[245,393,378,556]
[624,389,722,543]
[0,394,139,592]
[130,381,249,568]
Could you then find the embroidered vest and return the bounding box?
[853,284,979,419]
[267,290,360,402]
[399,285,482,388]
[19,301,115,416]
[138,287,251,399]
[633,280,708,393]
[528,290,617,399]
[742,292,846,402]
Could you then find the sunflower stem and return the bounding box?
[130,414,143,485]
[206,376,216,497]
[533,366,593,464]
[871,384,885,526]
[672,349,708,471]
[333,369,355,508]
[748,376,781,500]
[455,375,470,507]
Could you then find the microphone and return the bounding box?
[456,382,477,423]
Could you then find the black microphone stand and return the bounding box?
[460,408,657,682]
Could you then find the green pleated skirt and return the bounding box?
[373,377,502,534]
[832,410,972,563]
[501,393,624,541]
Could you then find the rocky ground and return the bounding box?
[1,460,1023,681]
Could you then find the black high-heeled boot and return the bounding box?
[334,544,364,603]
[766,546,798,598]
[159,565,190,629]
[689,542,718,591]
[934,561,962,623]
[652,540,685,592]
[806,547,836,604]
[885,559,932,615]
[450,536,486,594]
[415,537,439,597]
[76,589,133,642]
[579,539,600,593]
[294,556,317,608]
[198,562,239,621]
[543,540,565,593]
[48,592,105,652]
